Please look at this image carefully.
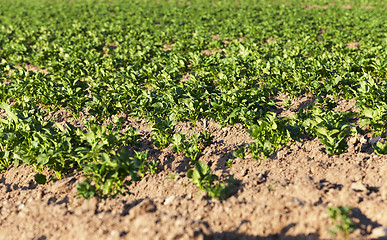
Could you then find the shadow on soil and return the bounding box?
[352,207,382,235]
[212,223,319,239]
[0,176,37,192]
[211,233,319,240]
[209,208,383,240]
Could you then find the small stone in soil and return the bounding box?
[164,195,176,205]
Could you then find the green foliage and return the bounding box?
[233,146,246,159]
[76,148,145,199]
[247,113,292,160]
[147,159,160,174]
[373,138,387,155]
[0,103,82,176]
[0,103,144,198]
[354,73,387,135]
[317,96,338,111]
[328,206,356,239]
[298,106,353,155]
[358,105,387,136]
[34,173,47,184]
[206,176,238,200]
[187,161,236,200]
[171,131,213,163]
[283,99,292,110]
[199,130,214,148]
[314,113,352,155]
[171,133,186,155]
[76,181,97,200]
[75,117,141,163]
[150,117,175,148]
[1,0,386,200]
[226,159,233,168]
[184,131,214,162]
[187,161,218,191]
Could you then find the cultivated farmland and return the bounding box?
[0,0,386,239]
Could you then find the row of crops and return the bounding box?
[0,0,386,200]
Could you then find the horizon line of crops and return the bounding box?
[1,0,386,199]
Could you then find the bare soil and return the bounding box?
[1,97,387,240]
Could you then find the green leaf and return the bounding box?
[315,127,328,136]
[0,103,19,123]
[37,154,49,165]
[34,173,47,184]
[363,108,374,119]
[76,181,96,200]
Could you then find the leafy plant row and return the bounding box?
[1,0,387,200]
[0,102,151,198]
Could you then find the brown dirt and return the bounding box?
[317,29,327,41]
[210,34,221,40]
[266,38,276,44]
[341,4,352,9]
[201,49,224,56]
[163,44,174,51]
[102,43,119,54]
[360,6,374,9]
[6,64,49,77]
[305,5,328,10]
[1,103,387,240]
[345,42,361,49]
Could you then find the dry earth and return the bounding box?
[1,97,387,240]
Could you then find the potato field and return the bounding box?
[0,0,386,239]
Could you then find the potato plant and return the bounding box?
[0,0,386,203]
